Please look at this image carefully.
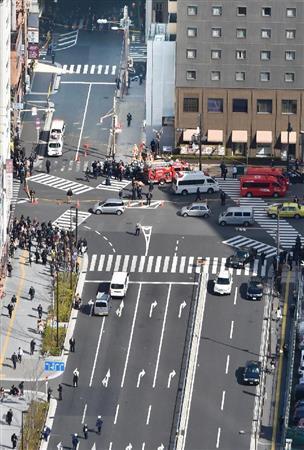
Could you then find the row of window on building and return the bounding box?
[187,26,297,40]
[186,70,295,83]
[183,98,297,114]
[187,5,297,18]
[186,49,297,61]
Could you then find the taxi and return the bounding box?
[267,202,304,219]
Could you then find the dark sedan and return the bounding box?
[226,248,251,269]
[247,277,263,300]
[243,361,261,385]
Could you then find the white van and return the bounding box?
[50,119,65,139]
[218,207,254,226]
[93,291,111,316]
[172,171,219,195]
[48,119,65,156]
[110,272,129,297]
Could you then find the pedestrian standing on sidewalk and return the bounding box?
[223,167,228,180]
[69,337,75,352]
[6,408,13,425]
[232,165,237,179]
[73,368,79,387]
[17,347,23,363]
[7,261,12,277]
[11,433,18,448]
[11,294,17,305]
[57,384,62,401]
[11,352,18,369]
[37,304,43,319]
[127,112,132,127]
[220,161,226,178]
[85,167,90,182]
[30,338,36,355]
[18,381,24,396]
[46,159,51,174]
[29,286,35,300]
[276,306,282,322]
[47,387,52,402]
[7,302,14,318]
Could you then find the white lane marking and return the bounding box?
[95,230,101,235]
[179,256,186,273]
[146,405,152,425]
[138,256,145,272]
[155,256,162,272]
[114,404,120,424]
[76,64,81,73]
[229,321,234,340]
[121,284,142,388]
[252,259,259,276]
[62,64,67,73]
[142,444,145,450]
[90,64,95,74]
[220,390,226,411]
[69,64,75,73]
[89,254,97,271]
[106,254,113,271]
[130,255,138,272]
[216,427,221,448]
[171,256,178,273]
[85,280,198,285]
[97,65,103,74]
[153,284,172,388]
[89,317,105,386]
[225,355,230,374]
[187,256,194,273]
[244,263,250,275]
[122,255,130,272]
[76,83,91,160]
[83,64,88,74]
[104,65,109,74]
[114,254,121,271]
[111,65,117,75]
[163,256,170,272]
[212,257,218,274]
[109,443,113,450]
[233,287,238,305]
[167,369,176,388]
[137,369,145,388]
[146,255,154,272]
[81,403,87,424]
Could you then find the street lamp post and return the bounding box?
[276,204,283,272]
[56,269,59,348]
[198,113,202,171]
[286,119,292,171]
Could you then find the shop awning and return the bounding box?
[183,129,197,142]
[256,130,272,144]
[207,129,223,143]
[281,131,297,144]
[232,130,248,143]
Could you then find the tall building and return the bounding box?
[175,0,304,160]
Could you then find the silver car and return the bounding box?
[92,199,125,215]
[180,203,211,218]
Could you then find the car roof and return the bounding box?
[189,203,208,207]
[96,291,109,299]
[104,198,124,203]
[246,360,260,366]
[280,202,302,207]
[111,271,128,283]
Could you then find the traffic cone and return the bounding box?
[160,200,165,207]
[75,154,80,162]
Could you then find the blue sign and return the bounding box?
[44,361,65,372]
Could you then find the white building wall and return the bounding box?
[0,0,12,260]
[146,39,175,127]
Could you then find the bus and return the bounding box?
[172,171,219,195]
[245,166,289,188]
[240,175,287,198]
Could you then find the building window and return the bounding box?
[232,99,248,113]
[211,49,221,59]
[285,51,295,61]
[285,72,295,82]
[261,7,271,17]
[235,72,245,81]
[286,29,296,39]
[186,49,197,59]
[286,8,296,17]
[186,70,196,80]
[260,72,270,82]
[260,51,271,60]
[187,6,198,16]
[261,29,271,39]
[208,98,223,112]
[187,27,197,37]
[212,6,222,16]
[236,50,246,60]
[281,100,297,115]
[237,6,247,16]
[211,27,222,38]
[257,99,272,114]
[236,28,246,38]
[211,71,221,81]
[183,97,199,112]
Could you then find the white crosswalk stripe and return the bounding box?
[10,179,22,216]
[52,209,91,230]
[222,235,277,258]
[216,178,304,249]
[96,179,131,192]
[126,200,162,209]
[88,254,267,277]
[60,64,117,76]
[28,173,94,195]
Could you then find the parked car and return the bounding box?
[213,269,233,295]
[180,203,211,218]
[246,277,263,300]
[243,361,261,385]
[226,248,251,269]
[92,199,125,215]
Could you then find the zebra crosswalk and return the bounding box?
[52,209,91,230]
[216,178,304,249]
[222,235,277,258]
[88,254,266,277]
[129,45,147,62]
[96,179,131,193]
[28,173,93,195]
[61,64,117,76]
[10,179,22,218]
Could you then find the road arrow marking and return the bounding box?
[137,369,145,388]
[141,226,152,256]
[149,300,157,318]
[167,370,176,388]
[102,369,111,387]
[91,444,96,450]
[116,300,124,317]
[157,445,165,450]
[126,444,132,450]
[178,301,187,318]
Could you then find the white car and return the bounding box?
[213,269,233,295]
[47,136,63,156]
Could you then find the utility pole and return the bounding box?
[198,113,202,171]
[122,5,130,95]
[111,96,117,159]
[286,119,292,171]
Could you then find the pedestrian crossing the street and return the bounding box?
[96,179,131,193]
[61,64,117,76]
[52,209,91,230]
[28,173,94,195]
[88,254,266,277]
[216,178,304,249]
[222,235,277,258]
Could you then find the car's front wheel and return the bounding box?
[207,188,214,194]
[182,212,188,217]
[116,210,123,216]
[220,221,226,226]
[95,210,102,215]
